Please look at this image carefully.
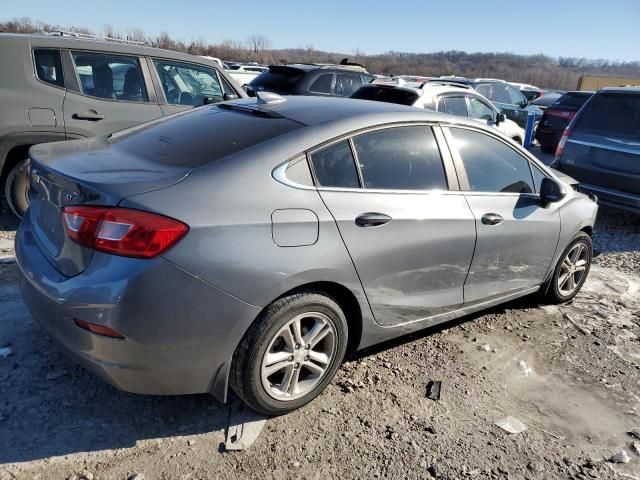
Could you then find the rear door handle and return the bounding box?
[355,212,392,227]
[481,213,503,225]
[72,110,105,121]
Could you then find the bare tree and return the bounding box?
[247,34,272,55]
[126,28,146,43]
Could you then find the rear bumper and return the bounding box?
[535,128,561,148]
[16,216,260,399]
[577,183,640,213]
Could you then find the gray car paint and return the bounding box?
[17,96,598,403]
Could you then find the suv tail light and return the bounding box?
[62,206,188,258]
[546,109,575,120]
[555,127,571,160]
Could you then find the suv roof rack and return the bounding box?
[43,30,147,46]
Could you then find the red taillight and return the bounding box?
[555,128,571,160]
[74,318,124,339]
[545,109,575,120]
[62,206,188,258]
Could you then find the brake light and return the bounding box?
[62,206,188,258]
[555,128,571,160]
[545,109,575,120]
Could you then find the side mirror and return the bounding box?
[223,92,238,101]
[495,112,506,125]
[540,177,565,206]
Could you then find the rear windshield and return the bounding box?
[351,86,419,106]
[551,92,592,109]
[248,68,304,95]
[573,92,640,140]
[109,106,303,167]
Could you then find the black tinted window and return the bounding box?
[353,126,447,190]
[552,92,592,109]
[450,128,534,193]
[110,106,303,167]
[248,68,304,95]
[350,86,419,106]
[476,83,513,104]
[309,74,333,94]
[34,49,64,87]
[573,93,640,140]
[337,73,363,96]
[351,86,418,105]
[444,97,468,116]
[309,141,359,188]
[73,52,148,102]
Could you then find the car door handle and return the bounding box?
[72,110,105,121]
[355,212,392,227]
[481,213,503,226]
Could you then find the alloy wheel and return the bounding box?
[557,243,589,296]
[260,312,336,401]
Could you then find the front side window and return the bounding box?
[154,60,223,106]
[309,73,333,94]
[337,73,363,96]
[352,126,448,190]
[72,52,147,102]
[531,164,547,193]
[34,49,64,88]
[505,85,527,105]
[468,97,495,121]
[443,97,468,117]
[309,140,360,188]
[476,83,511,104]
[450,128,534,193]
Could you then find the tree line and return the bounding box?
[2,17,639,90]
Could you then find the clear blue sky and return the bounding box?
[4,0,639,61]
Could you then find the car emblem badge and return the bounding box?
[66,193,73,201]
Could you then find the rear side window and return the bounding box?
[72,52,148,102]
[309,74,334,94]
[573,93,640,141]
[350,86,419,106]
[309,140,360,188]
[248,68,304,94]
[353,126,448,190]
[443,97,468,116]
[110,106,303,167]
[450,128,534,193]
[34,49,64,88]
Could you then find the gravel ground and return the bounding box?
[1,161,639,480]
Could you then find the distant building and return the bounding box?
[577,74,640,90]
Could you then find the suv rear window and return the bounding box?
[350,86,419,106]
[248,67,305,95]
[109,106,303,167]
[573,92,640,141]
[551,92,592,109]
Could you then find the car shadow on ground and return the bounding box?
[0,287,232,464]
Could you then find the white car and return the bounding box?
[226,65,268,88]
[351,80,526,145]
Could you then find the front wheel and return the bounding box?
[545,232,593,303]
[4,159,30,218]
[230,291,348,415]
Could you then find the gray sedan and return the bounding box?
[16,94,598,415]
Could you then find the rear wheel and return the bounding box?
[4,159,30,218]
[545,232,592,303]
[230,291,348,415]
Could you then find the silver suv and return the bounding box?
[0,32,246,217]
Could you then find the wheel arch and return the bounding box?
[0,132,66,183]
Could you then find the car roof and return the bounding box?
[599,86,640,93]
[269,63,370,74]
[0,33,221,67]
[226,95,489,129]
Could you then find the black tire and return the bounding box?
[4,159,30,218]
[540,144,556,154]
[230,290,348,416]
[545,232,592,304]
